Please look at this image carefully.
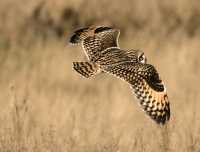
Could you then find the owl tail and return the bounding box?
[73,62,100,78]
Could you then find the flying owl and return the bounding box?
[69,26,170,125]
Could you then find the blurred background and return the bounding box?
[0,0,200,151]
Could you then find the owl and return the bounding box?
[69,26,170,125]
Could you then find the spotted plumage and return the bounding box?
[69,26,170,124]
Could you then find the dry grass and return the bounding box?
[0,0,200,151]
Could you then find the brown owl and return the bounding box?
[69,26,170,125]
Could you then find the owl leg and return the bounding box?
[73,62,100,78]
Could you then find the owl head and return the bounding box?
[137,50,147,64]
[127,49,147,64]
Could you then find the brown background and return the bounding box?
[0,0,200,151]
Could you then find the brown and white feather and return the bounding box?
[70,26,170,125]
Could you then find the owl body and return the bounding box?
[70,26,170,124]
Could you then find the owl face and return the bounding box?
[136,50,147,64]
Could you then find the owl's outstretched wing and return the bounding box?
[131,64,170,124]
[69,26,120,62]
[103,62,170,125]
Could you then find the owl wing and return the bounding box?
[103,62,170,125]
[69,26,120,62]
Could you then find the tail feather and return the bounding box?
[73,62,100,78]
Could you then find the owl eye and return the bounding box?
[138,54,146,63]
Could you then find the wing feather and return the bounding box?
[103,62,170,124]
[69,26,120,62]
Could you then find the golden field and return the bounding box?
[0,0,200,151]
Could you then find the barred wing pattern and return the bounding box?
[103,62,170,124]
[70,26,120,62]
[70,26,170,125]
